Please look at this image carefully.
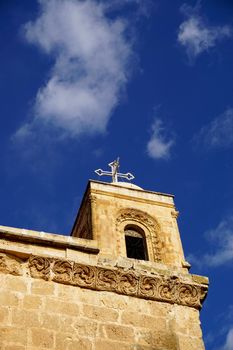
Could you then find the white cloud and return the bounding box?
[147,119,174,160]
[15,0,133,139]
[221,328,233,350]
[194,108,233,150]
[178,4,232,61]
[188,215,233,268]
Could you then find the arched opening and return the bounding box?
[124,225,148,261]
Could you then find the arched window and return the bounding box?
[124,225,148,261]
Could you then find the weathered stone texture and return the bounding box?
[0,270,206,350]
[72,181,187,269]
[0,180,208,349]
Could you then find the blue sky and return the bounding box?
[0,0,233,348]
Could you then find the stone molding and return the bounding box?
[116,209,162,262]
[171,210,179,219]
[91,188,174,208]
[0,227,99,254]
[26,255,207,309]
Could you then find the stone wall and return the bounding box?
[0,225,208,350]
[1,272,205,350]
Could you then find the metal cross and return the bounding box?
[95,158,135,183]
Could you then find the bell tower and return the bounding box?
[0,159,209,349]
[72,159,189,271]
[70,159,209,349]
[71,180,187,270]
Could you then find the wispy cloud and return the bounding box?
[194,108,233,150]
[204,305,233,349]
[188,214,233,268]
[14,0,135,140]
[147,119,174,160]
[220,327,233,350]
[177,3,232,62]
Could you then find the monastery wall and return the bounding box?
[0,225,208,350]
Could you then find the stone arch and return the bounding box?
[116,208,162,262]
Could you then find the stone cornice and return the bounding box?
[0,250,208,309]
[0,226,99,254]
[91,189,175,208]
[89,179,175,198]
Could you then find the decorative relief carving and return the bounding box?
[97,268,118,291]
[26,254,207,309]
[52,259,73,284]
[139,275,159,298]
[29,256,51,280]
[0,252,208,309]
[118,272,139,296]
[0,253,23,276]
[116,209,162,262]
[178,284,199,307]
[157,278,178,301]
[73,263,96,288]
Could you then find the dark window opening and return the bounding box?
[125,226,148,261]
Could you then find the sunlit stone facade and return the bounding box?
[0,180,208,349]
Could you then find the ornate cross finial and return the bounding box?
[95,158,135,183]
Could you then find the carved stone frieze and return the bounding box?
[97,268,118,291]
[0,253,23,276]
[178,284,199,306]
[118,271,139,296]
[139,275,159,298]
[26,254,208,309]
[29,256,52,280]
[157,277,178,302]
[52,259,73,284]
[0,252,207,309]
[73,263,96,288]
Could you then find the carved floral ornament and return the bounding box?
[116,209,162,262]
[28,255,208,309]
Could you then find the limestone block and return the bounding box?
[72,317,98,337]
[0,291,20,307]
[103,324,135,342]
[11,309,41,328]
[95,339,133,350]
[121,311,166,330]
[40,313,61,331]
[178,335,205,350]
[0,326,27,345]
[82,304,119,322]
[4,346,25,350]
[55,332,75,350]
[30,328,55,348]
[0,307,9,323]
[31,280,55,296]
[23,295,43,310]
[67,339,92,350]
[44,298,79,316]
[4,276,28,293]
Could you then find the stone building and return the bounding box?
[0,176,208,349]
